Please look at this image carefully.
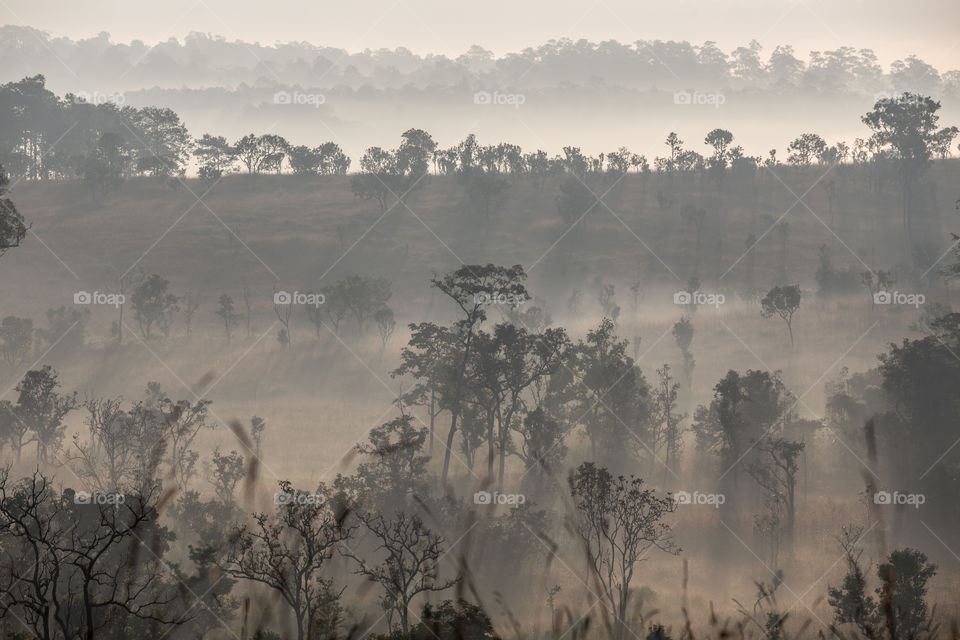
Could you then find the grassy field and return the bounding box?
[4,163,960,636]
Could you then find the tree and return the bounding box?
[129,106,192,176]
[517,406,567,489]
[704,128,734,172]
[223,481,351,640]
[287,144,322,175]
[341,275,392,335]
[877,548,936,640]
[0,162,27,255]
[344,511,458,633]
[256,134,289,174]
[431,264,528,486]
[397,128,437,177]
[317,142,351,175]
[672,317,695,391]
[0,316,32,365]
[652,365,685,475]
[829,543,936,640]
[569,463,678,640]
[828,526,880,640]
[181,291,200,336]
[13,365,76,464]
[465,170,510,230]
[131,274,179,339]
[746,437,804,543]
[352,146,402,211]
[394,322,458,453]
[555,176,596,236]
[79,133,129,201]
[692,370,793,495]
[335,413,431,514]
[234,134,289,175]
[786,133,827,166]
[215,294,240,342]
[72,396,146,494]
[760,285,801,347]
[405,599,499,640]
[862,93,954,246]
[554,319,650,473]
[116,268,144,345]
[375,307,396,350]
[0,470,187,640]
[193,133,236,181]
[113,383,214,491]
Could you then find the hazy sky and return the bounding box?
[3,0,959,67]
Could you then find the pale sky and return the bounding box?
[3,0,960,67]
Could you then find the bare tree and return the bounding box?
[569,463,678,640]
[0,469,186,640]
[216,294,241,342]
[222,481,351,640]
[746,437,805,544]
[652,364,685,477]
[344,510,458,633]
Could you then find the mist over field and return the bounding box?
[1,2,960,640]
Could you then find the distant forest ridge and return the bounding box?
[1,25,958,96]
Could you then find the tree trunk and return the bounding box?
[441,330,475,487]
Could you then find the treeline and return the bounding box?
[0,76,352,197]
[2,76,957,254]
[3,26,959,98]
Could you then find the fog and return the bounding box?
[1,3,960,640]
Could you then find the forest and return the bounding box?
[2,10,960,640]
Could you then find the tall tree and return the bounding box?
[431,264,528,487]
[862,93,954,246]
